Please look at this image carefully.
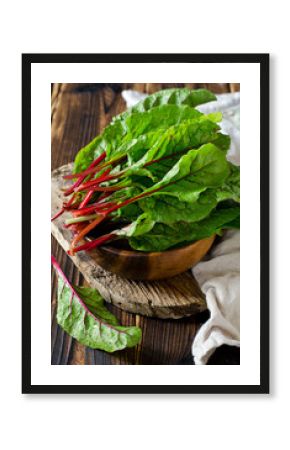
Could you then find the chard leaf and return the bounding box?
[52,257,142,352]
[123,104,203,139]
[211,133,231,153]
[107,113,220,165]
[127,207,240,252]
[120,88,216,118]
[138,190,217,224]
[100,104,203,160]
[74,105,200,172]
[114,144,232,224]
[113,200,144,221]
[223,216,240,229]
[74,88,216,172]
[116,213,156,237]
[137,118,220,165]
[74,286,119,325]
[74,135,105,174]
[85,116,220,180]
[216,162,240,202]
[145,143,230,197]
[205,112,223,123]
[121,131,230,186]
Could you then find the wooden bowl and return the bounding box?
[89,235,215,280]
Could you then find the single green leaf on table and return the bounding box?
[52,256,142,352]
[73,286,119,325]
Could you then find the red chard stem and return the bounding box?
[70,214,107,251]
[63,152,125,180]
[64,151,107,195]
[68,233,116,254]
[78,189,94,209]
[51,207,65,221]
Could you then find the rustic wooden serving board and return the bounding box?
[51,163,207,319]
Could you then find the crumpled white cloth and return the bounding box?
[192,230,240,364]
[122,89,240,365]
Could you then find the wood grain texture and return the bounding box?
[230,83,240,93]
[51,82,240,365]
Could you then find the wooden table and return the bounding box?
[51,82,240,365]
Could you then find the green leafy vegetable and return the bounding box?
[138,191,218,225]
[143,143,230,195]
[74,88,217,172]
[52,256,142,352]
[125,117,221,169]
[122,88,217,115]
[126,207,240,252]
[52,87,240,255]
[124,104,203,139]
[216,162,240,203]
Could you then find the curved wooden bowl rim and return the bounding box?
[91,235,215,258]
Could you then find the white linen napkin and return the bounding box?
[122,89,240,365]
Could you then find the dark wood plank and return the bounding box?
[230,83,240,93]
[51,82,239,365]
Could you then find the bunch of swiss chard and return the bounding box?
[52,88,240,254]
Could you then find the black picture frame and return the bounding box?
[22,53,269,394]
